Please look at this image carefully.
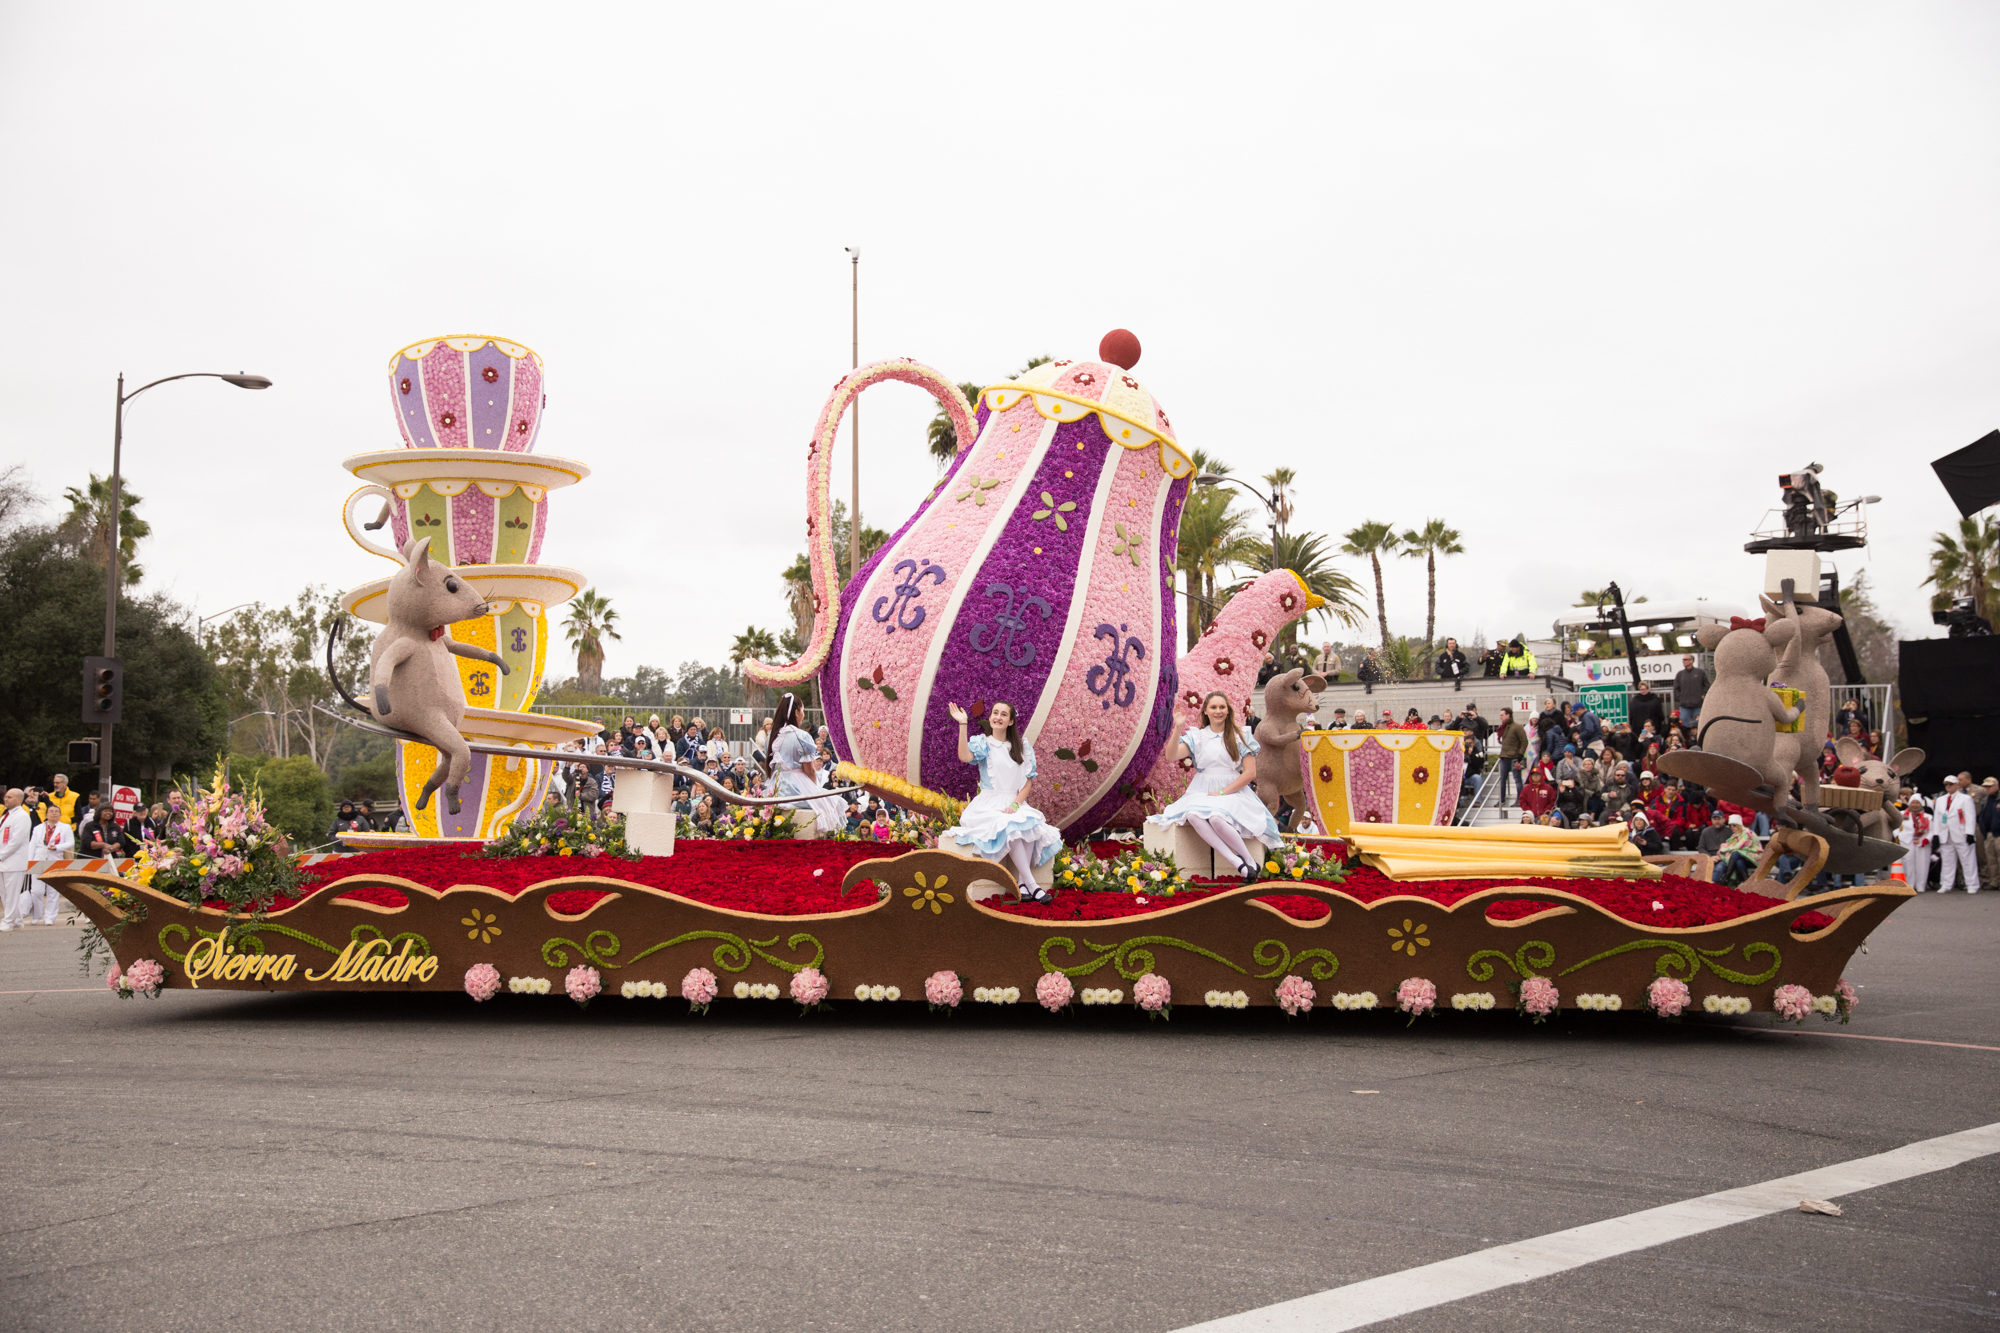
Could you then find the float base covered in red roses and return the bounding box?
[45,840,1904,1020]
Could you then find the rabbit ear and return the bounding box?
[1303,674,1327,692]
[1759,594,1782,619]
[1891,747,1925,775]
[1834,737,1864,766]
[408,537,432,571]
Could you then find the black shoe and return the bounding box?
[1020,884,1054,905]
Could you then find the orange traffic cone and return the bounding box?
[1888,862,1906,884]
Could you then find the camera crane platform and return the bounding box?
[1741,464,1882,684]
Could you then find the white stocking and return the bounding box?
[1185,816,1245,872]
[1005,838,1038,888]
[1207,819,1256,875]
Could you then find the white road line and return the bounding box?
[1174,1120,2000,1332]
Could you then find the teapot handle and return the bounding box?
[342,485,402,561]
[743,360,978,689]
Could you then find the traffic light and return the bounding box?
[82,655,123,725]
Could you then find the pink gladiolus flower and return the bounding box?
[565,965,602,1005]
[682,967,719,1008]
[790,966,830,1007]
[1275,974,1314,1016]
[464,963,502,1002]
[1772,983,1813,1022]
[1134,972,1171,1012]
[924,970,962,1009]
[1396,977,1437,1017]
[1519,975,1559,1018]
[1035,971,1073,1012]
[1647,976,1690,1018]
[124,958,165,997]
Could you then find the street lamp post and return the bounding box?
[101,371,272,800]
[843,246,860,586]
[1195,472,1281,549]
[197,601,257,644]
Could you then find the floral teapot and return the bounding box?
[747,333,1313,837]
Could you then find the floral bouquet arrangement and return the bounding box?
[1258,841,1350,884]
[130,763,304,913]
[720,807,798,841]
[830,797,964,849]
[485,804,638,860]
[1051,844,1194,896]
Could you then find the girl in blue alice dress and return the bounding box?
[767,693,849,834]
[940,700,1063,903]
[1155,691,1284,878]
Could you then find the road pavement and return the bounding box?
[1,893,1994,1331]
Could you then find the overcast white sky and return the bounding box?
[4,3,1996,683]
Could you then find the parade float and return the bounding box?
[39,332,1907,1021]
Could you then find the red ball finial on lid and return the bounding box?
[1099,329,1141,370]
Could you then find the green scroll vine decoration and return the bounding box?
[1251,940,1340,981]
[157,920,429,964]
[1556,939,1781,985]
[1466,941,1556,982]
[1465,938,1781,986]
[541,930,825,974]
[1039,935,1247,980]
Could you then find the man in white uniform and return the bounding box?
[1935,775,1981,894]
[25,808,75,924]
[0,789,31,930]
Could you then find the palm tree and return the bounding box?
[1176,458,1258,647]
[781,552,815,642]
[1339,521,1400,646]
[1398,518,1464,664]
[1261,467,1297,539]
[562,590,620,695]
[926,357,1050,470]
[730,625,782,706]
[1242,532,1366,652]
[62,472,151,585]
[1924,514,1999,619]
[927,382,983,470]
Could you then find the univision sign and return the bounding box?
[1561,654,1687,685]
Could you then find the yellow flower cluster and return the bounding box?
[832,763,956,815]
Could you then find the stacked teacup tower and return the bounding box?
[338,335,599,844]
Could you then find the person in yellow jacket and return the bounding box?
[39,774,80,827]
[1500,638,1538,678]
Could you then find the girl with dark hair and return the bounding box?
[769,693,848,834]
[1155,692,1283,878]
[939,700,1062,902]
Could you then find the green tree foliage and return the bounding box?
[926,357,1050,470]
[562,589,621,694]
[209,586,375,774]
[0,506,224,789]
[225,753,335,849]
[1338,521,1401,647]
[1398,518,1465,667]
[62,471,151,586]
[1175,451,1257,648]
[1923,513,1998,619]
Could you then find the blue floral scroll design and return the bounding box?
[966,583,1053,669]
[872,558,946,634]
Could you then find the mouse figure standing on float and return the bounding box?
[940,701,1063,903]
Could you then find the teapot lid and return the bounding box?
[982,337,1188,479]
